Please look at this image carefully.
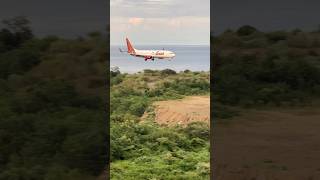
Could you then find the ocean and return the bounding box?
[110,45,210,73]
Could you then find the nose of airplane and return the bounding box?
[172,53,176,57]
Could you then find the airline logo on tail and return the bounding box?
[120,37,176,61]
[126,38,135,55]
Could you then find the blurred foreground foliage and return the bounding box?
[212,26,320,111]
[0,17,107,179]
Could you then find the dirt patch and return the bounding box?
[149,96,210,126]
[213,107,320,180]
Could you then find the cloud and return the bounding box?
[111,16,209,31]
[111,0,209,18]
[111,0,173,6]
[110,0,210,45]
[110,0,123,6]
[110,16,209,45]
[128,17,144,26]
[168,19,181,28]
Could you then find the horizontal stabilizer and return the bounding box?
[119,48,128,53]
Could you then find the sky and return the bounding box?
[1,0,319,38]
[212,0,320,34]
[0,0,107,38]
[110,0,210,45]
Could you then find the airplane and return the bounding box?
[119,38,176,61]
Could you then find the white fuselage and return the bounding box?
[130,49,176,59]
[124,37,176,60]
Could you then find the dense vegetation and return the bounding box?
[0,17,107,179]
[212,26,320,110]
[110,69,210,179]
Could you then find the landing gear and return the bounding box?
[144,57,154,61]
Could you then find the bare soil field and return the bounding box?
[151,96,210,126]
[213,107,320,180]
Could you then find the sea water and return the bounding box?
[110,45,210,73]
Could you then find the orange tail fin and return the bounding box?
[126,38,135,54]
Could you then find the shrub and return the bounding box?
[237,25,258,36]
[161,69,176,75]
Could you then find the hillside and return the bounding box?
[145,96,210,126]
[110,69,210,179]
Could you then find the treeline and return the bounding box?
[212,25,320,107]
[0,17,107,179]
[110,70,210,179]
